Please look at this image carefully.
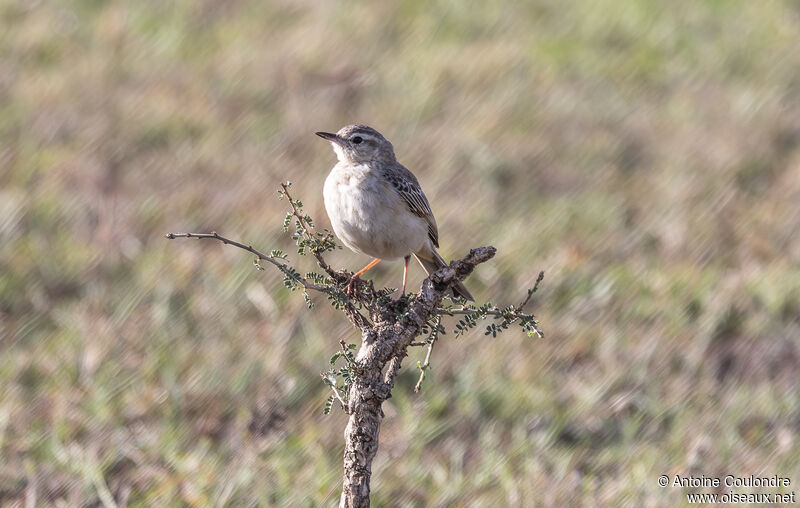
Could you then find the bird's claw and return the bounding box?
[345,275,361,299]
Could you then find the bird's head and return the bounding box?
[316,124,396,164]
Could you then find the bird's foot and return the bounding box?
[345,274,361,299]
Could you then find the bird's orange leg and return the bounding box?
[355,258,381,277]
[346,258,381,298]
[401,255,410,296]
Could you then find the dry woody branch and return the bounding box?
[166,182,543,507]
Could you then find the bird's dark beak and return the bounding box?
[315,131,344,146]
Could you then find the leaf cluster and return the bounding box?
[448,302,544,339]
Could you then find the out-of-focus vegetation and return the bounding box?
[2,0,799,505]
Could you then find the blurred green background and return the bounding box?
[2,0,800,505]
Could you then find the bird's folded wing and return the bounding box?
[383,165,440,248]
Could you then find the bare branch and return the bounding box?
[165,230,374,330]
[165,232,329,292]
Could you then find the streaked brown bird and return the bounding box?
[316,124,474,301]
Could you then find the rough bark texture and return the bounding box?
[339,247,496,508]
[339,371,385,507]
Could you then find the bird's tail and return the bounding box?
[413,249,475,301]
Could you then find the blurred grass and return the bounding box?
[2,0,800,505]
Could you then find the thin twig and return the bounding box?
[322,373,350,413]
[414,337,436,393]
[165,230,372,329]
[430,271,545,338]
[279,183,376,330]
[433,271,544,318]
[518,270,545,311]
[437,307,502,316]
[414,315,441,393]
[165,232,329,292]
[434,307,530,321]
[280,182,338,279]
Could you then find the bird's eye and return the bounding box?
[352,136,363,144]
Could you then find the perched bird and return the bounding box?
[316,124,474,301]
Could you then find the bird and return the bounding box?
[316,124,474,301]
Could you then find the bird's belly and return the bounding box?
[324,170,427,260]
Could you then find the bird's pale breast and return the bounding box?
[323,163,428,260]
